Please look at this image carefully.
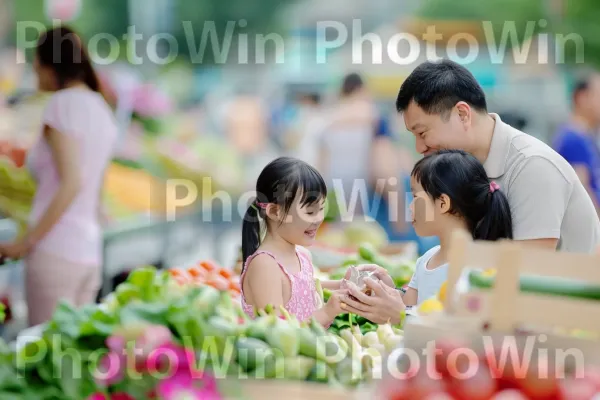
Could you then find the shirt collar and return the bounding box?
[483,113,513,179]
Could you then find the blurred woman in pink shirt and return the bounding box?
[0,26,118,326]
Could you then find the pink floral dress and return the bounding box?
[240,246,320,322]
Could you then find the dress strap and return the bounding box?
[240,251,295,284]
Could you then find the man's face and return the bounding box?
[403,101,468,155]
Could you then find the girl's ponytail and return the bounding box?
[241,203,261,271]
[473,181,513,241]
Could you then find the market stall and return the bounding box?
[1,228,599,399]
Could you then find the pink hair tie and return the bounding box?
[489,181,500,193]
[256,202,269,209]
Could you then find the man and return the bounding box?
[394,59,600,252]
[338,59,600,324]
[553,72,600,214]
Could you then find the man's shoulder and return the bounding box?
[506,129,577,184]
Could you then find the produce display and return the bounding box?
[322,242,416,335]
[0,156,35,226]
[378,337,600,400]
[316,219,389,251]
[167,260,241,299]
[152,135,246,197]
[0,140,27,167]
[1,264,407,399]
[102,163,168,220]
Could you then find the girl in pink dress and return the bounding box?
[240,157,348,326]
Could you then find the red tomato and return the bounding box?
[490,390,529,399]
[558,377,597,400]
[447,364,497,400]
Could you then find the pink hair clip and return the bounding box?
[489,181,500,193]
[256,202,269,209]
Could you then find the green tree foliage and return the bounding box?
[417,0,546,48]
[10,0,292,65]
[560,0,600,67]
[416,0,600,69]
[11,0,129,60]
[171,0,292,65]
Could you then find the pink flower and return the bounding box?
[112,394,136,400]
[94,352,126,387]
[106,335,126,353]
[138,325,173,357]
[145,342,199,377]
[156,371,221,400]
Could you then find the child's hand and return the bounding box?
[323,288,349,320]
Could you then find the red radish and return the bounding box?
[583,365,600,391]
[380,378,411,400]
[558,377,597,400]
[434,339,471,377]
[484,342,522,389]
[407,370,447,399]
[517,355,559,400]
[490,389,529,399]
[447,364,497,400]
[424,393,455,400]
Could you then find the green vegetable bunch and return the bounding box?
[0,267,389,399]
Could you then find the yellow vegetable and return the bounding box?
[418,298,444,315]
[481,268,497,277]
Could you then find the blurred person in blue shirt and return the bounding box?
[554,72,600,213]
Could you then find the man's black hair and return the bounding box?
[396,59,488,117]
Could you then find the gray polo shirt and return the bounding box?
[483,114,600,253]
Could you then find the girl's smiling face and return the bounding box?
[266,192,326,247]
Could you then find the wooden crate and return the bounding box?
[404,230,600,365]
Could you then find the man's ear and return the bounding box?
[455,101,472,128]
[438,194,452,214]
